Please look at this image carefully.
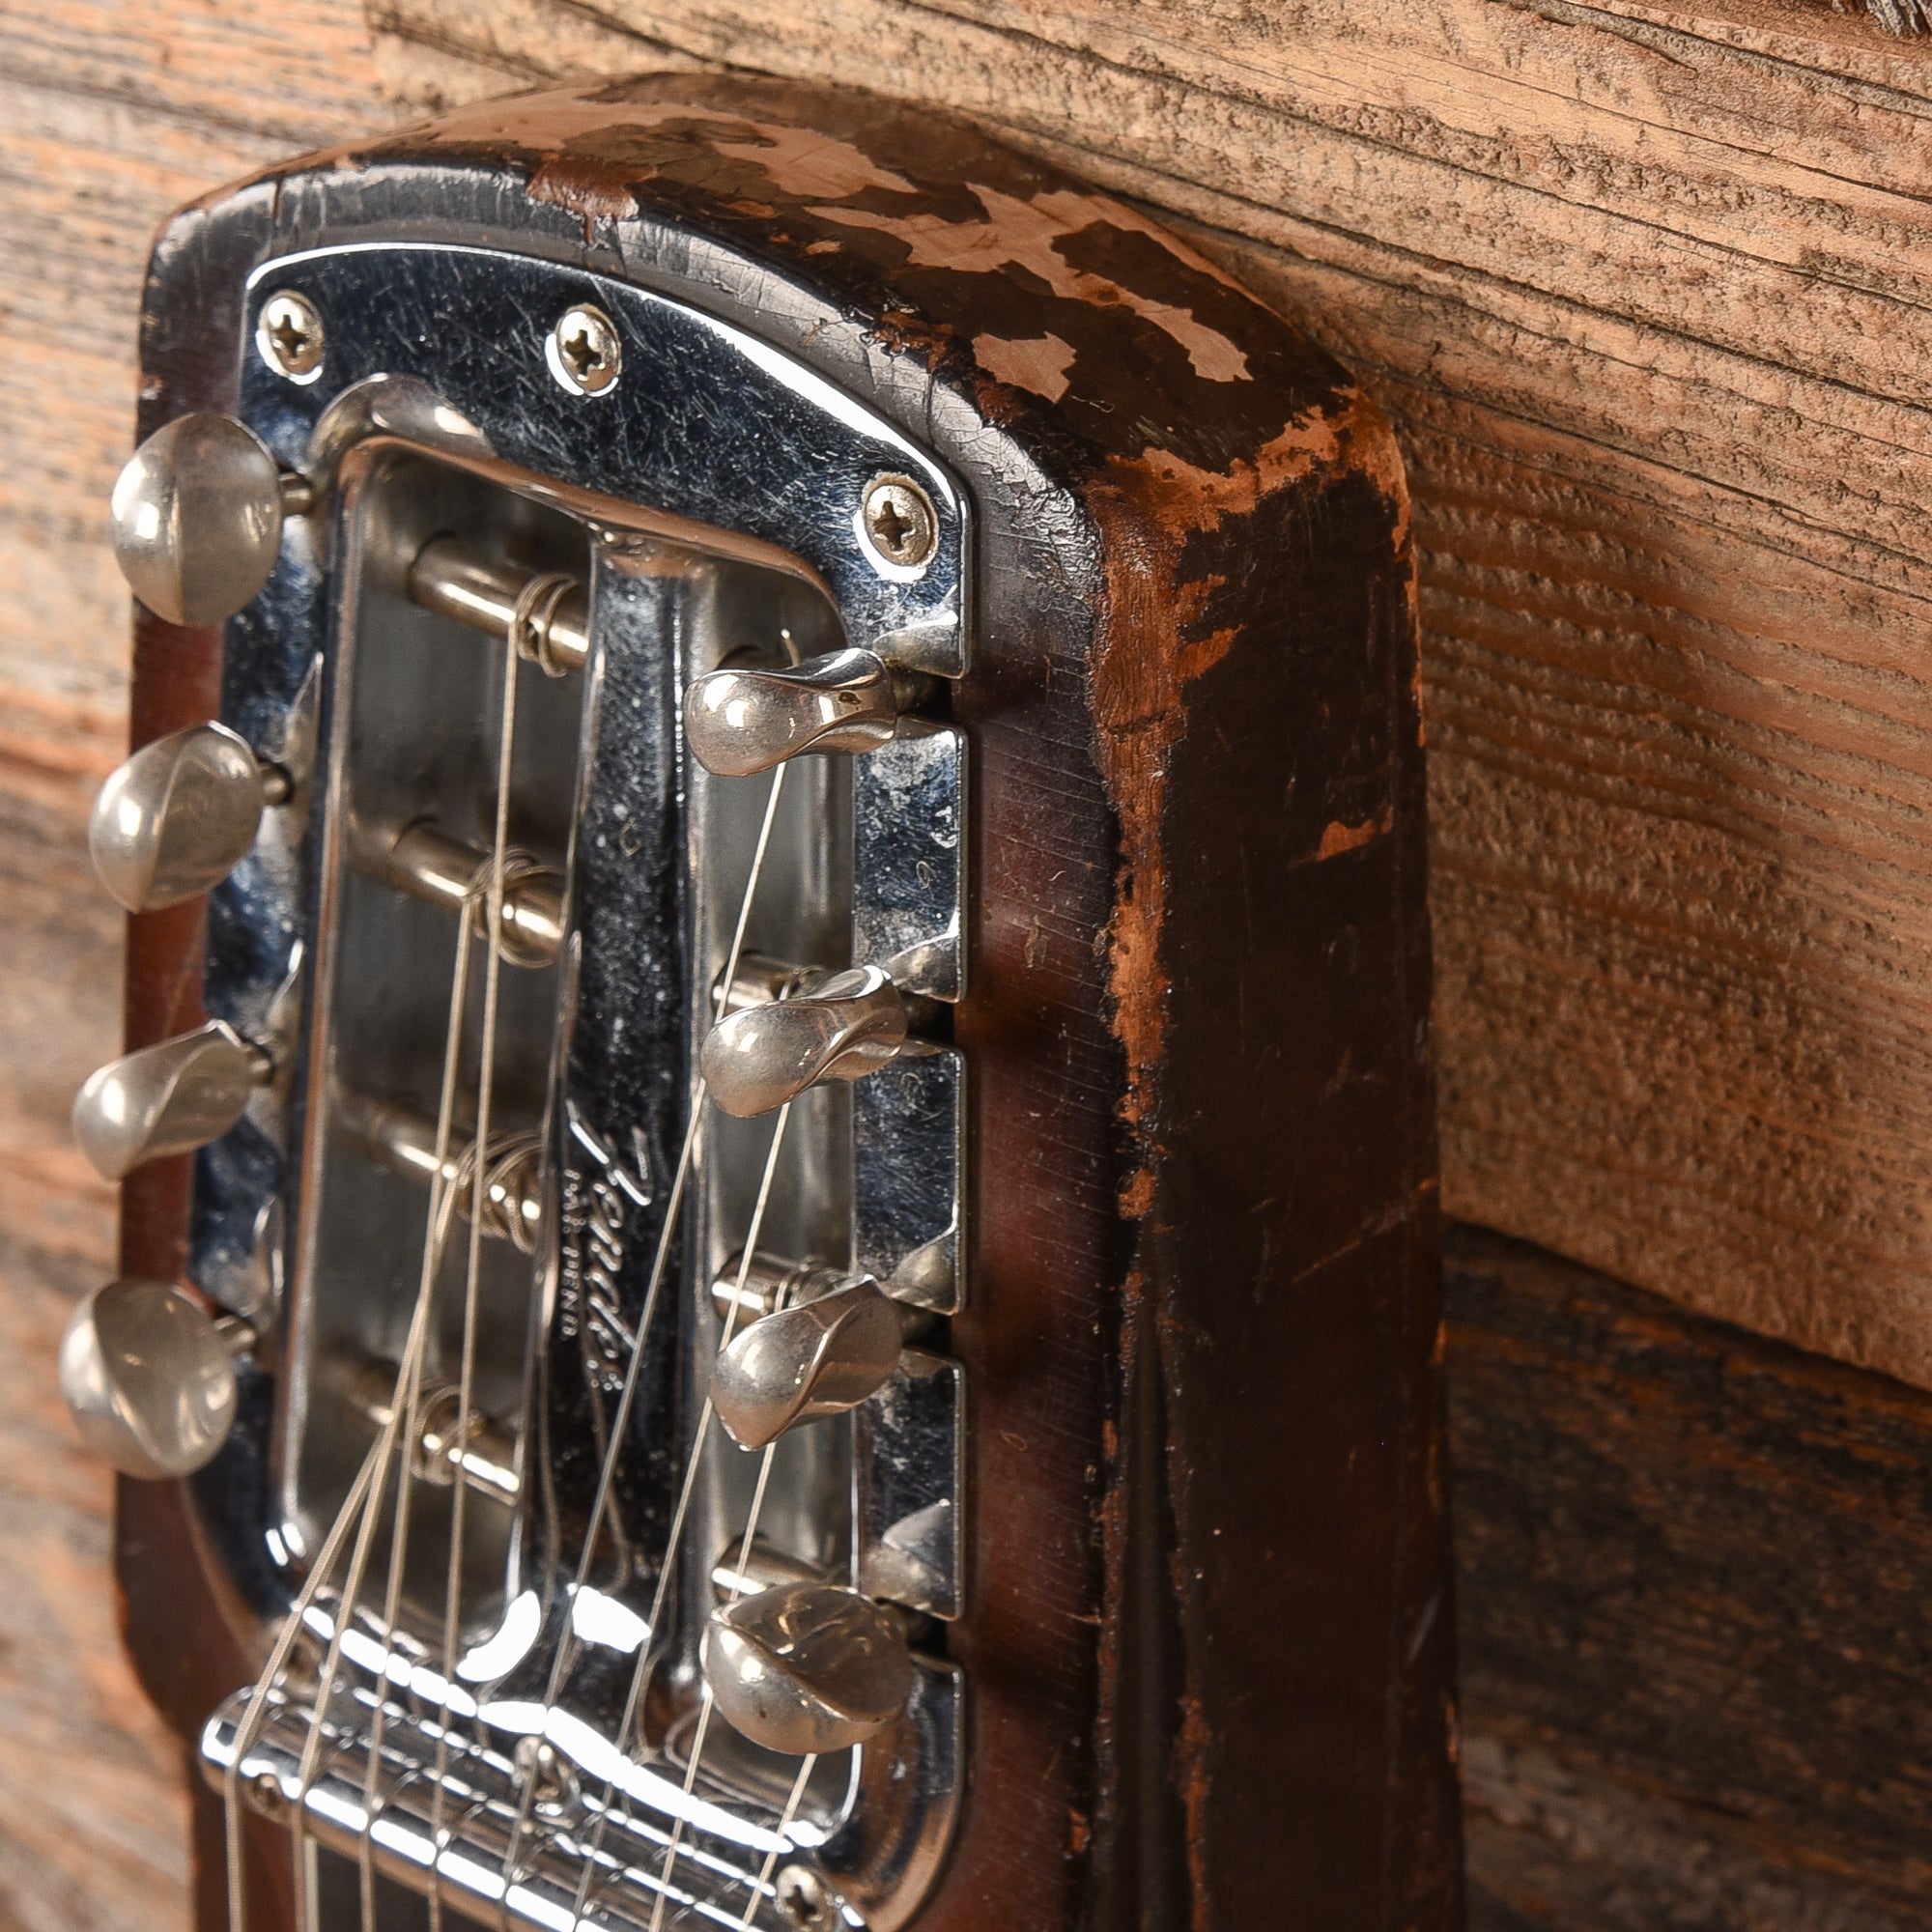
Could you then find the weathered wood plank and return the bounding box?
[0,0,398,729]
[0,2,395,1923]
[364,0,1932,1388]
[0,766,186,1932]
[1448,1221,1932,1931]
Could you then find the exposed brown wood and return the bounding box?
[1449,1221,1932,1931]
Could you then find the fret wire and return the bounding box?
[561,1102,795,1931]
[497,758,791,1910]
[428,625,527,1932]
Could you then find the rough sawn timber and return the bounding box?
[1448,1222,1932,1932]
[0,0,400,1924]
[366,0,1932,1397]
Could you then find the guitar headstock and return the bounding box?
[62,75,1460,1932]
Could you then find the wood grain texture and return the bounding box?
[0,769,190,1932]
[1448,1220,1932,1931]
[358,0,1932,1395]
[0,0,395,1923]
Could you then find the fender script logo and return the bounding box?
[558,1104,654,1393]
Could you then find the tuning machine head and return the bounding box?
[59,1278,244,1479]
[110,412,312,626]
[701,965,908,1118]
[685,646,914,777]
[72,1020,270,1181]
[89,722,288,913]
[702,1580,915,1756]
[711,1277,906,1450]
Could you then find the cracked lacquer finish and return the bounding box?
[115,72,1460,1932]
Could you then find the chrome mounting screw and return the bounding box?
[547,302,622,397]
[859,473,939,572]
[256,291,325,382]
[774,1866,837,1931]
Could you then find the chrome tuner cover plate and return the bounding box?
[110,240,973,1932]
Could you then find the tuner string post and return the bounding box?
[358,818,566,970]
[336,1094,543,1252]
[407,535,589,676]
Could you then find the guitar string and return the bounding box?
[560,1100,795,1931]
[291,1167,469,1929]
[426,621,526,1932]
[355,965,481,1931]
[347,1024,542,1917]
[224,737,489,1932]
[737,1755,818,1932]
[353,1165,468,1929]
[644,1407,789,1932]
[494,758,790,1919]
[310,871,481,1929]
[224,1429,383,1932]
[233,696,793,1927]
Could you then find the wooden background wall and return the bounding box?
[8,0,1932,1925]
[0,1,396,1919]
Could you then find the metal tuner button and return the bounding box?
[700,964,907,1119]
[59,1278,245,1479]
[702,1580,916,1756]
[711,1276,907,1450]
[72,1020,270,1180]
[110,412,313,626]
[684,646,903,776]
[90,722,290,912]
